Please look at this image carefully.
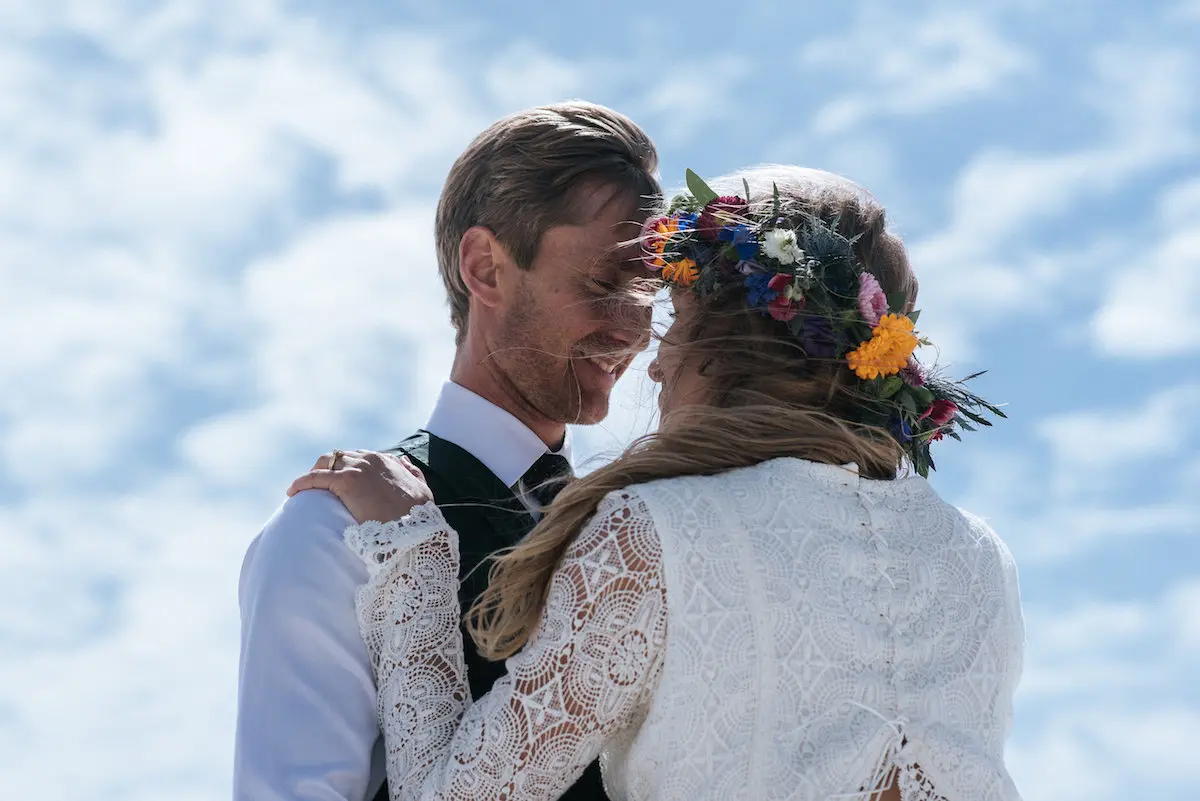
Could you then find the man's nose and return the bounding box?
[609,302,653,349]
[606,327,641,348]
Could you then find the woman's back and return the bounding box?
[601,458,1024,801]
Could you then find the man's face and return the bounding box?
[492,183,654,426]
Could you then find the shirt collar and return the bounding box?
[424,381,572,488]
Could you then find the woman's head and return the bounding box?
[648,167,917,463]
[468,167,919,658]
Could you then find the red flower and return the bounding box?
[640,215,672,270]
[768,296,799,321]
[920,399,959,427]
[696,196,747,240]
[930,430,945,442]
[767,273,792,292]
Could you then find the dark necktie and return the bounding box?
[516,452,574,513]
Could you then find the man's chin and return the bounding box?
[570,392,611,426]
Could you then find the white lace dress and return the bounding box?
[345,458,1024,801]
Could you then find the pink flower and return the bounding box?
[696,196,747,240]
[920,399,958,427]
[768,296,799,321]
[901,357,926,387]
[857,272,888,327]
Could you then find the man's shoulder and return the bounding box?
[240,490,361,594]
[385,430,432,463]
[386,430,490,488]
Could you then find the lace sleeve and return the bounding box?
[345,490,668,801]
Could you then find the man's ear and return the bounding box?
[459,226,511,309]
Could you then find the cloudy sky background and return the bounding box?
[1,1,1197,799]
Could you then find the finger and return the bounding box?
[287,470,337,497]
[399,455,425,478]
[312,451,349,470]
[335,450,369,470]
[312,449,365,471]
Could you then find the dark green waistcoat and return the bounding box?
[370,431,606,801]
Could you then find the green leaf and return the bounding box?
[908,309,921,324]
[912,385,934,408]
[880,376,903,399]
[899,392,918,413]
[960,408,994,427]
[772,182,781,217]
[885,291,908,314]
[742,177,751,204]
[685,169,719,206]
[667,193,698,214]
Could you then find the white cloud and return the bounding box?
[1092,174,1200,358]
[949,381,1200,564]
[800,8,1032,136]
[178,207,458,491]
[0,478,262,800]
[484,42,587,111]
[633,56,751,143]
[1009,580,1200,801]
[1010,705,1200,801]
[1036,382,1199,477]
[1169,0,1200,21]
[908,44,1196,359]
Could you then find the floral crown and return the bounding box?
[641,170,1005,477]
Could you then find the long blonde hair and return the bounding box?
[468,166,918,660]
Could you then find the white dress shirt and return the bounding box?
[233,382,571,801]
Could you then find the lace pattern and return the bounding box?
[344,491,668,801]
[606,458,1023,801]
[346,458,1023,801]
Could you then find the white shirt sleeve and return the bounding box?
[234,489,386,801]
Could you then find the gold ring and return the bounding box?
[329,450,343,472]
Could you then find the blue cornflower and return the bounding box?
[744,272,778,308]
[890,415,913,445]
[719,224,758,260]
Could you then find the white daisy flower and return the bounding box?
[762,229,804,265]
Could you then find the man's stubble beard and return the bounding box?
[494,290,608,427]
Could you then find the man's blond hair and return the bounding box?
[435,101,660,344]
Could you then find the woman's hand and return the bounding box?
[287,449,434,524]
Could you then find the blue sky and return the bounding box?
[1,1,1197,799]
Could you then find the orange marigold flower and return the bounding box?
[875,313,916,340]
[662,258,698,287]
[847,313,920,380]
[648,238,668,268]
